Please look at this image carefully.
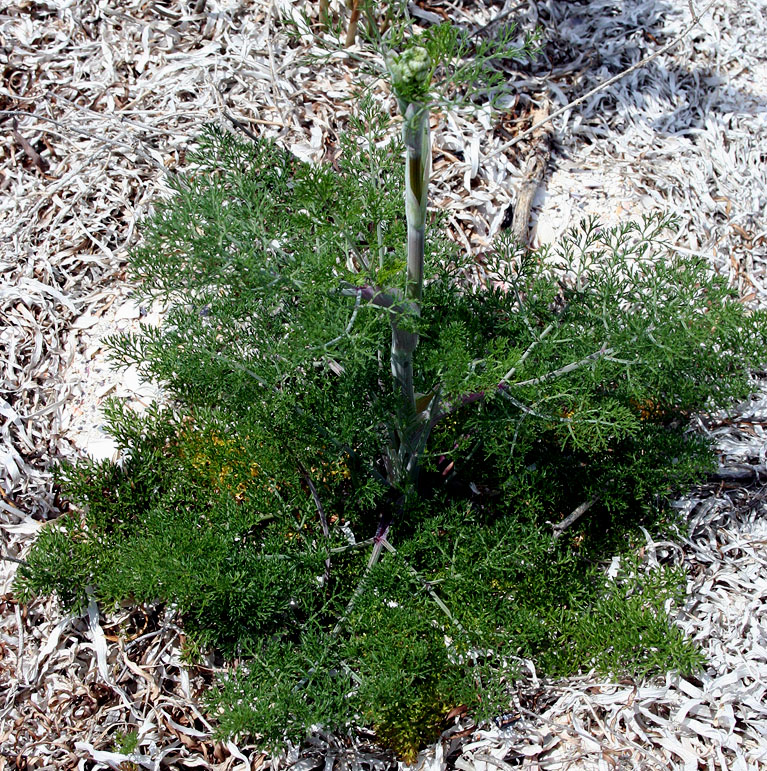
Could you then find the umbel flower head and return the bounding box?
[387,46,432,105]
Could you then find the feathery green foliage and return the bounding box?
[17,16,767,763]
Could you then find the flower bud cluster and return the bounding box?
[387,46,432,104]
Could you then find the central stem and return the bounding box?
[389,100,431,486]
[403,101,429,303]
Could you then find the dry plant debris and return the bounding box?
[1,0,766,768]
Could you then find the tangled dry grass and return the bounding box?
[1,0,766,768]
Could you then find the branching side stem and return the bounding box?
[551,496,600,541]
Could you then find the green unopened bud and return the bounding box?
[387,46,432,104]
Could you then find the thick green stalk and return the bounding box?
[390,320,418,413]
[388,101,431,485]
[390,102,429,413]
[386,47,433,488]
[403,101,430,303]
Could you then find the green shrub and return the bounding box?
[17,26,767,760]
